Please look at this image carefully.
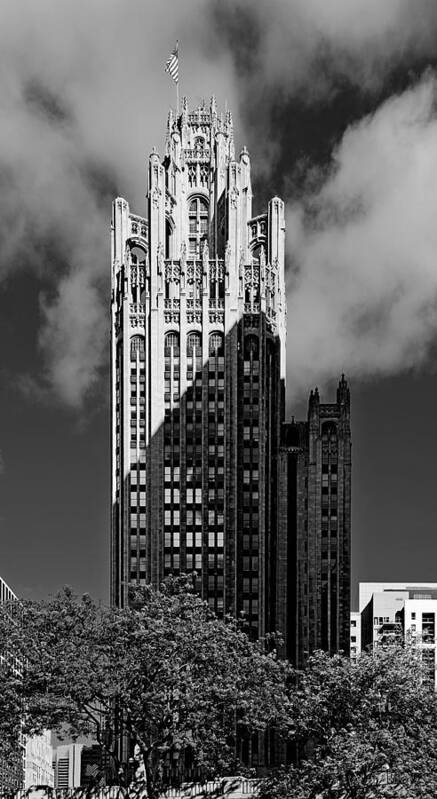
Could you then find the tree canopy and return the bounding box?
[0,577,289,798]
[261,644,437,799]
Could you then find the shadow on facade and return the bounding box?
[113,312,285,630]
[111,311,284,771]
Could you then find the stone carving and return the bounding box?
[131,267,146,288]
[230,186,238,208]
[244,265,260,289]
[164,262,181,284]
[151,186,162,208]
[130,313,145,328]
[164,311,180,324]
[186,311,202,324]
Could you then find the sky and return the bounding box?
[2,0,437,605]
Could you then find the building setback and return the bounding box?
[277,378,352,666]
[111,97,286,639]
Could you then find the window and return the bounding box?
[165,331,179,353]
[187,332,202,357]
[130,335,145,354]
[422,613,435,643]
[188,197,209,257]
[209,332,224,356]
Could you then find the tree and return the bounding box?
[260,645,437,799]
[0,577,290,798]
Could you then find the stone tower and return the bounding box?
[277,377,352,666]
[111,97,286,643]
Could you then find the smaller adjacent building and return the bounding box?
[53,743,83,788]
[276,377,352,667]
[353,583,437,688]
[350,611,361,663]
[53,742,109,788]
[24,731,54,789]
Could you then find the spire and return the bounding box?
[337,374,350,408]
[308,386,320,419]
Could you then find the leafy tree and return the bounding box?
[0,577,290,799]
[260,645,437,799]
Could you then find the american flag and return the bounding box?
[165,43,179,84]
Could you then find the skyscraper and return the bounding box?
[111,97,286,640]
[277,377,352,666]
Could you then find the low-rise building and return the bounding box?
[353,583,437,688]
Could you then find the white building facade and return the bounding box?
[355,583,437,688]
[52,743,83,788]
[24,731,54,788]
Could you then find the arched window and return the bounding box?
[194,136,205,149]
[322,422,337,441]
[130,336,145,354]
[188,197,209,257]
[165,332,179,354]
[209,332,224,356]
[251,244,261,265]
[187,332,202,357]
[130,246,147,266]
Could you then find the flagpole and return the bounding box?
[176,40,179,114]
[165,41,179,113]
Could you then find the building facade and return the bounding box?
[24,731,54,789]
[0,576,24,793]
[358,582,437,688]
[350,611,361,663]
[276,378,352,666]
[0,577,54,791]
[111,97,286,638]
[53,744,82,789]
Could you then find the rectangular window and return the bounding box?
[422,613,435,643]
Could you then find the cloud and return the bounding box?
[213,0,437,98]
[286,74,437,397]
[4,1,437,408]
[0,0,238,408]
